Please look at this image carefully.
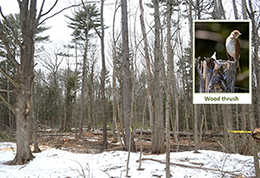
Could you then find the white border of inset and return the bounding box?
[193,20,251,104]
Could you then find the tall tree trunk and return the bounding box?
[171,23,180,152]
[241,105,248,154]
[241,0,247,19]
[79,40,88,137]
[6,0,39,165]
[32,80,40,153]
[0,2,61,164]
[166,1,173,177]
[212,104,219,131]
[227,105,235,153]
[222,105,229,151]
[6,62,12,128]
[249,105,260,177]
[139,0,154,140]
[73,41,78,140]
[0,0,37,165]
[247,1,260,175]
[121,0,134,151]
[112,0,120,142]
[213,0,226,19]
[194,104,199,153]
[232,0,238,19]
[248,0,260,124]
[101,0,107,150]
[152,0,165,154]
[87,62,94,131]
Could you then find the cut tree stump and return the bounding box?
[195,52,236,93]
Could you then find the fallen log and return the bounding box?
[37,130,224,138]
[134,129,224,137]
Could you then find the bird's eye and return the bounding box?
[234,32,237,35]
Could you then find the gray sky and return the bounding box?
[0,0,123,44]
[0,0,128,71]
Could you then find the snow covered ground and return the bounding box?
[0,142,256,178]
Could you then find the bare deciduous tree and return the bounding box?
[121,0,135,151]
[152,0,165,154]
[0,0,59,165]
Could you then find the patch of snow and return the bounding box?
[0,142,256,178]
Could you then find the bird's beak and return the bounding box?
[239,32,242,36]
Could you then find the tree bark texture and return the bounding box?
[152,0,165,154]
[227,105,235,153]
[165,1,172,177]
[79,39,88,137]
[249,105,260,177]
[196,54,236,93]
[194,104,199,153]
[0,0,62,164]
[139,0,154,140]
[32,80,40,153]
[6,0,38,165]
[100,0,107,150]
[121,0,135,151]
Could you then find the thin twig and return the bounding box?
[69,160,89,178]
[39,3,82,26]
[0,89,13,93]
[214,137,228,153]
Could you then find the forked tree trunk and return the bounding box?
[8,0,37,164]
[0,0,59,165]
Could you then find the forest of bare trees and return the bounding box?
[0,0,260,175]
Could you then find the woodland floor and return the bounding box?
[37,130,223,154]
[0,130,256,178]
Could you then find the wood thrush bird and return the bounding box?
[225,30,242,74]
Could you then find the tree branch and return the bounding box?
[0,93,14,113]
[41,0,58,17]
[16,0,22,8]
[0,89,14,93]
[0,67,19,88]
[35,0,46,28]
[39,3,82,26]
[137,158,240,177]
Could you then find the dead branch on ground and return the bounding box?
[136,158,241,177]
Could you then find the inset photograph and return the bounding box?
[193,20,251,104]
